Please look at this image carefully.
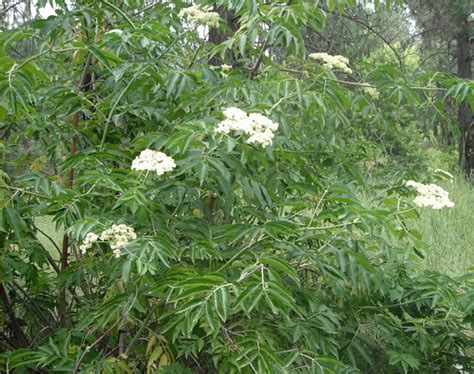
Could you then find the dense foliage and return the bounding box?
[0,1,473,373]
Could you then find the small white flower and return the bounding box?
[246,130,274,147]
[361,85,380,99]
[215,119,235,134]
[233,117,254,133]
[309,52,352,74]
[131,149,176,177]
[112,248,122,258]
[85,232,99,243]
[248,113,279,132]
[99,224,137,257]
[406,180,454,209]
[221,64,232,71]
[222,107,247,121]
[216,108,279,148]
[179,4,220,28]
[79,232,99,254]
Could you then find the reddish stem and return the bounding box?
[0,282,29,348]
[58,54,92,327]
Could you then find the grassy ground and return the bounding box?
[408,175,474,275]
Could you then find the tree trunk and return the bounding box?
[208,7,240,66]
[440,97,455,146]
[456,18,473,178]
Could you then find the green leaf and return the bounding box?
[5,206,26,239]
[86,45,121,69]
[122,258,132,284]
[328,0,337,12]
[199,162,208,187]
[259,256,299,284]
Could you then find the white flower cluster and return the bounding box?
[220,64,232,78]
[79,232,99,254]
[99,224,137,257]
[406,180,454,209]
[178,4,220,28]
[216,107,279,147]
[79,224,137,257]
[362,85,380,100]
[308,52,353,74]
[131,149,176,177]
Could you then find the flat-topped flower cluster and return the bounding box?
[406,180,454,209]
[309,52,352,74]
[79,232,99,254]
[362,85,380,100]
[131,149,176,177]
[216,107,279,147]
[80,224,137,258]
[100,224,137,257]
[178,4,220,28]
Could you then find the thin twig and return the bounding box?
[0,283,29,348]
[72,293,137,373]
[34,224,62,256]
[59,52,93,327]
[102,1,137,29]
[282,68,447,92]
[72,316,125,373]
[12,280,52,325]
[123,308,154,356]
[248,37,269,80]
[133,1,160,16]
[299,218,361,231]
[14,47,76,71]
[0,184,47,198]
[217,237,266,272]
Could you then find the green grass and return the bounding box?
[408,175,474,275]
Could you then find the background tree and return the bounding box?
[408,0,473,178]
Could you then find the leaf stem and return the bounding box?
[102,1,137,29]
[217,237,265,272]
